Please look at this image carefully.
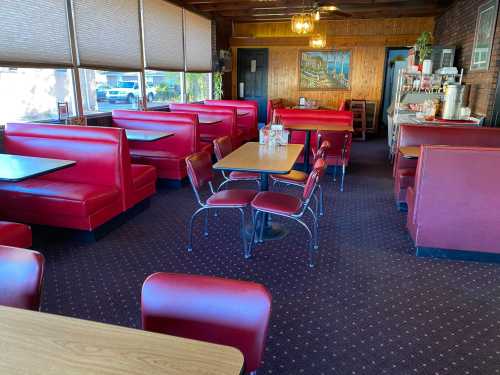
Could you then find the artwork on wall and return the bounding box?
[299,50,352,90]
[470,0,499,71]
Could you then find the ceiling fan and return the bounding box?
[313,2,353,19]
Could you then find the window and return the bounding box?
[0,67,76,125]
[145,71,182,108]
[185,73,211,103]
[79,69,141,114]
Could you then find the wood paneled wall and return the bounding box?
[230,18,434,111]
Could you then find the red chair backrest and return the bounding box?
[112,110,203,156]
[213,136,233,161]
[185,151,213,190]
[5,123,132,210]
[315,140,332,161]
[0,245,44,311]
[303,159,327,201]
[142,272,272,373]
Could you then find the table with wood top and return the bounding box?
[0,154,76,182]
[214,142,303,240]
[125,129,174,142]
[0,305,244,375]
[399,146,420,159]
[283,123,354,172]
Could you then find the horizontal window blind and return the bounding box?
[0,0,72,67]
[183,10,212,72]
[73,0,142,70]
[142,0,184,71]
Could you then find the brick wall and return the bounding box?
[434,0,500,120]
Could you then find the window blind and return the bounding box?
[142,0,184,71]
[0,0,72,67]
[183,10,212,72]
[73,0,143,70]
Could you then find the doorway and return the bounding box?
[237,48,269,123]
[380,48,410,129]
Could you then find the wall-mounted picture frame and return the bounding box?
[298,50,352,91]
[470,0,499,71]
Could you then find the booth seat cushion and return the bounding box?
[0,222,32,248]
[129,164,156,208]
[252,192,302,215]
[131,150,184,180]
[0,179,121,221]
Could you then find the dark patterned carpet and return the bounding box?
[36,138,500,374]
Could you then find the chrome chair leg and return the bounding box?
[293,217,315,268]
[333,165,337,182]
[340,165,346,192]
[187,207,207,252]
[203,209,209,236]
[217,178,231,192]
[318,184,324,217]
[312,193,320,218]
[307,206,319,250]
[238,208,247,256]
[259,211,265,243]
[248,210,259,258]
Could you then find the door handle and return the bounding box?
[239,82,245,98]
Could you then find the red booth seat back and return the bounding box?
[5,123,132,197]
[408,145,500,254]
[112,110,201,157]
[0,245,44,311]
[205,100,258,141]
[169,103,240,145]
[142,272,272,373]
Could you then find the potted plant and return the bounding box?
[213,71,224,100]
[416,31,433,74]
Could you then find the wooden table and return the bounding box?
[283,123,354,172]
[0,154,76,182]
[399,146,420,159]
[125,129,174,142]
[214,142,303,240]
[0,305,244,375]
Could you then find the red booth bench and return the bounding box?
[112,110,208,185]
[0,221,32,248]
[0,123,156,235]
[204,100,259,142]
[394,124,500,209]
[408,145,500,261]
[169,103,243,149]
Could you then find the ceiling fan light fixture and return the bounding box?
[313,10,320,21]
[309,33,327,48]
[321,5,338,11]
[291,13,315,34]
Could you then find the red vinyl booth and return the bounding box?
[0,123,156,231]
[142,272,272,374]
[274,108,353,166]
[0,221,32,248]
[0,245,44,310]
[407,145,500,260]
[112,110,208,182]
[394,124,500,209]
[205,100,259,141]
[169,103,243,148]
[266,99,285,124]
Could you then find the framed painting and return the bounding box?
[470,0,499,71]
[298,50,352,91]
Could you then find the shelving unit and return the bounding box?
[389,69,464,158]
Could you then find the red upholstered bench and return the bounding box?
[0,221,32,248]
[205,100,259,141]
[407,145,500,261]
[112,110,209,184]
[394,124,500,209]
[170,103,243,149]
[0,123,155,233]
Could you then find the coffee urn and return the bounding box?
[442,83,464,120]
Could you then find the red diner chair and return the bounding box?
[142,272,272,375]
[0,245,44,311]
[213,136,260,191]
[185,152,257,255]
[249,158,328,267]
[270,140,331,216]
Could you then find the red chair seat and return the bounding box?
[0,222,32,248]
[271,170,308,184]
[251,191,302,215]
[206,189,257,207]
[0,245,44,310]
[0,179,121,217]
[229,171,260,180]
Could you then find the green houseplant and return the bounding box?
[213,71,224,100]
[416,31,433,73]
